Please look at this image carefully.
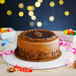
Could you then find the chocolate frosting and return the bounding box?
[19,29,58,42]
[25,30,55,39]
[14,29,61,62]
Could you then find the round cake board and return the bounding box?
[2,46,74,70]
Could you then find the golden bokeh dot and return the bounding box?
[49,16,54,22]
[0,0,5,4]
[38,0,43,3]
[64,11,69,16]
[7,10,12,16]
[35,2,41,7]
[37,21,42,27]
[59,0,64,5]
[49,1,55,7]
[28,11,34,16]
[18,11,24,17]
[29,21,34,26]
[31,6,35,11]
[31,15,36,20]
[27,6,35,11]
[18,3,24,8]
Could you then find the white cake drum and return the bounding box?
[3,46,74,70]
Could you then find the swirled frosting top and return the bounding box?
[18,29,58,42]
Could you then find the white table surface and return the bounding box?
[0,31,76,76]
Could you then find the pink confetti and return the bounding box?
[59,40,72,47]
[10,50,13,54]
[0,52,3,56]
[65,59,73,66]
[59,41,68,47]
[72,48,76,54]
[59,40,76,54]
[4,50,13,55]
[68,42,72,46]
[66,47,72,52]
[0,50,13,56]
[4,52,8,55]
[59,38,63,41]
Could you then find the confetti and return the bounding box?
[65,59,73,66]
[1,39,13,46]
[0,52,3,56]
[59,39,76,55]
[0,50,13,56]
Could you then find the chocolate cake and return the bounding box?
[14,29,62,62]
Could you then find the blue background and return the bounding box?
[0,0,76,30]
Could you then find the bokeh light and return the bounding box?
[18,11,24,17]
[28,11,34,16]
[59,0,64,5]
[29,21,34,26]
[27,6,35,11]
[18,3,24,8]
[64,11,69,16]
[37,21,42,27]
[31,15,36,20]
[49,1,55,7]
[7,10,12,16]
[38,0,43,3]
[0,0,5,4]
[35,2,41,7]
[49,16,54,22]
